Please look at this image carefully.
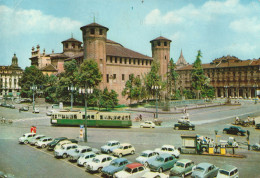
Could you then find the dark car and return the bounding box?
[252,143,260,151]
[255,123,260,129]
[47,137,68,151]
[223,126,246,136]
[174,122,195,130]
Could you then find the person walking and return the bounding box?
[139,114,142,121]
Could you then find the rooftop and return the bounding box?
[150,36,172,42]
[80,22,109,31]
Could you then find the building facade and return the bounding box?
[0,54,23,98]
[176,55,260,99]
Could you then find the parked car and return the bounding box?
[28,134,46,145]
[141,172,169,178]
[223,126,246,136]
[140,121,156,128]
[54,143,78,158]
[252,143,260,151]
[20,106,29,111]
[170,159,194,177]
[191,162,219,178]
[35,137,53,148]
[135,150,158,167]
[101,140,120,153]
[255,123,260,129]
[54,139,78,151]
[114,162,149,178]
[77,152,96,167]
[9,104,15,109]
[68,146,99,162]
[154,145,180,158]
[32,108,40,113]
[47,137,68,151]
[216,164,239,178]
[113,143,135,157]
[85,154,116,173]
[148,153,177,173]
[101,158,131,177]
[174,122,195,130]
[18,133,36,144]
[46,110,55,116]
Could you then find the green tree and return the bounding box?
[168,58,179,98]
[100,88,119,110]
[44,74,58,102]
[19,65,46,98]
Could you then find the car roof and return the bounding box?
[120,143,131,146]
[113,158,128,163]
[82,152,96,156]
[54,137,67,140]
[177,159,193,164]
[40,136,52,140]
[25,133,35,135]
[162,145,175,148]
[142,150,154,154]
[35,135,45,137]
[63,143,77,147]
[95,154,111,159]
[158,153,172,158]
[197,162,213,168]
[107,140,119,143]
[126,162,143,169]
[230,126,241,129]
[78,145,91,150]
[219,164,237,172]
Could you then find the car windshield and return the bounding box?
[75,149,80,153]
[93,158,100,163]
[140,153,148,157]
[156,157,164,162]
[125,167,132,173]
[176,162,185,167]
[107,143,112,146]
[61,145,65,150]
[161,147,167,151]
[219,170,230,175]
[195,167,205,171]
[110,161,119,166]
[22,134,26,137]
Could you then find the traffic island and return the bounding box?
[201,152,246,158]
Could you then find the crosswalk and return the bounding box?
[12,116,48,122]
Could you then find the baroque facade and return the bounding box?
[176,55,260,99]
[0,54,23,98]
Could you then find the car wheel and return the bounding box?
[175,127,179,130]
[98,167,102,173]
[42,144,46,148]
[189,127,192,131]
[131,150,135,155]
[237,132,241,136]
[24,140,28,144]
[144,162,149,167]
[62,153,67,159]
[119,153,123,158]
[83,162,87,167]
[223,130,227,134]
[158,167,163,173]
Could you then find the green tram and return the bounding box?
[50,110,132,127]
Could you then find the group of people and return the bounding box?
[235,116,256,126]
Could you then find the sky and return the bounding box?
[0,0,260,69]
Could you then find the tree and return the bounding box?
[168,58,179,99]
[19,65,45,98]
[100,88,118,110]
[122,74,142,104]
[44,74,58,102]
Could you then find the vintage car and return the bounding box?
[154,145,180,158]
[174,122,195,130]
[255,123,260,129]
[135,150,158,167]
[28,134,46,145]
[46,110,55,116]
[148,153,177,173]
[170,159,194,177]
[216,164,239,178]
[113,143,135,157]
[191,162,219,178]
[54,143,78,158]
[53,139,78,151]
[114,162,149,178]
[35,137,53,148]
[101,140,120,153]
[77,152,96,167]
[32,108,40,113]
[47,137,68,151]
[101,158,131,177]
[223,126,246,136]
[18,133,36,144]
[20,106,29,111]
[140,121,156,128]
[68,146,99,161]
[85,154,115,173]
[141,172,169,178]
[252,143,260,151]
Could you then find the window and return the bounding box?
[99,29,103,35]
[78,44,81,48]
[138,167,144,171]
[72,43,75,48]
[129,59,131,64]
[138,60,140,65]
[146,60,148,65]
[115,57,117,63]
[113,74,116,79]
[142,60,144,65]
[110,57,112,63]
[120,58,122,63]
[132,168,138,173]
[90,28,95,34]
[165,55,167,60]
[106,74,109,83]
[124,58,127,64]
[122,74,125,81]
[164,42,167,46]
[158,42,161,46]
[65,43,68,48]
[133,59,136,64]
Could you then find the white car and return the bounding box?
[114,162,149,178]
[28,134,46,145]
[18,133,36,144]
[216,164,239,178]
[68,146,98,161]
[135,150,158,167]
[77,152,96,167]
[154,145,180,158]
[54,143,78,158]
[141,172,169,178]
[140,121,156,128]
[35,137,53,148]
[113,143,135,157]
[32,108,40,113]
[101,140,120,153]
[85,154,115,172]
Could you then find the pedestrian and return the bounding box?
[139,114,142,121]
[153,112,155,118]
[247,116,250,122]
[252,118,255,126]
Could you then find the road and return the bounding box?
[0,100,260,177]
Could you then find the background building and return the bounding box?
[0,54,23,98]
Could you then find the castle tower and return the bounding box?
[80,22,109,89]
[61,37,82,57]
[176,49,188,67]
[11,53,18,67]
[150,36,171,80]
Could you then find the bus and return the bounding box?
[50,110,132,127]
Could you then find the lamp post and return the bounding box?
[79,84,93,142]
[152,85,161,118]
[30,84,37,111]
[68,84,76,109]
[253,84,258,104]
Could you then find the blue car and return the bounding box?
[101,158,131,177]
[148,153,177,173]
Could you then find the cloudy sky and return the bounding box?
[1,0,260,69]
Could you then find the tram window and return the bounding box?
[122,116,124,120]
[74,115,77,119]
[100,115,103,120]
[87,115,90,119]
[117,116,121,120]
[70,115,73,119]
[91,115,94,119]
[83,115,85,119]
[62,115,65,119]
[125,116,128,120]
[108,116,111,120]
[113,116,117,120]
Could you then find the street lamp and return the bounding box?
[79,84,93,142]
[30,84,37,111]
[68,84,76,109]
[253,84,258,104]
[152,85,161,118]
